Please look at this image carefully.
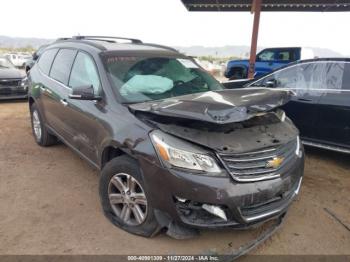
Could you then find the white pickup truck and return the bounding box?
[5,53,32,68]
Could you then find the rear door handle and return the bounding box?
[60,99,68,107]
[297,98,313,102]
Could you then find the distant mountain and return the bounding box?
[175,45,345,59]
[0,35,52,49]
[0,35,345,58]
[174,45,253,58]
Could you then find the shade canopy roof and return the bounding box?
[181,0,350,12]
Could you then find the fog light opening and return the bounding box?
[202,204,228,221]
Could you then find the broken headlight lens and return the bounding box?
[150,130,222,175]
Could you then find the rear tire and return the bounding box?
[99,155,161,237]
[30,103,58,146]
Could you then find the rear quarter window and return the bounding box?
[50,49,77,85]
[37,48,58,75]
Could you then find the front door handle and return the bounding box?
[60,99,68,107]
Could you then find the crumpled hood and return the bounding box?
[129,88,293,124]
[0,68,25,79]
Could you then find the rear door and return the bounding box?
[35,48,59,125]
[314,61,350,148]
[45,48,77,142]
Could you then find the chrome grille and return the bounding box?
[218,138,298,181]
[0,79,21,87]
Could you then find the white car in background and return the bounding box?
[5,53,32,68]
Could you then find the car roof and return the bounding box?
[47,36,182,56]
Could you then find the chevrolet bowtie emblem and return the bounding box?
[266,157,284,169]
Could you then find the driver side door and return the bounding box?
[255,49,277,77]
[65,51,104,164]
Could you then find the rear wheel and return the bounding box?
[30,103,58,146]
[99,155,161,237]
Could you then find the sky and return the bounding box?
[2,0,350,55]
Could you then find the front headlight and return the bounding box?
[21,76,28,88]
[150,130,222,175]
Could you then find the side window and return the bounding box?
[325,62,344,91]
[342,63,350,90]
[276,51,290,61]
[290,62,326,96]
[251,66,297,88]
[37,48,59,75]
[69,52,101,94]
[258,50,275,61]
[50,49,77,85]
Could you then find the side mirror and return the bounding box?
[69,85,102,101]
[32,52,39,61]
[265,80,276,88]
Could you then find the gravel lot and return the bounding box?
[0,101,349,255]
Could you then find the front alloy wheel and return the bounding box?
[108,173,148,226]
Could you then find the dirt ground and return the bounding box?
[0,101,349,256]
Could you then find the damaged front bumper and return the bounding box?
[139,147,304,232]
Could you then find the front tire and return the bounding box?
[99,155,161,237]
[30,103,58,146]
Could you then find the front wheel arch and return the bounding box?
[100,145,125,169]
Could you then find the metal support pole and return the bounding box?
[248,0,262,79]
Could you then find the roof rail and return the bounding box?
[72,36,142,44]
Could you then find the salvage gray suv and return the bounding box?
[28,36,304,239]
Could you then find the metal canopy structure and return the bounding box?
[181,0,350,78]
[181,0,350,12]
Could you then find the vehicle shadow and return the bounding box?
[0,99,27,104]
[304,145,350,170]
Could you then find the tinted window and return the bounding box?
[250,65,297,88]
[69,52,101,94]
[37,48,58,75]
[250,62,327,96]
[325,62,344,90]
[50,49,77,85]
[342,63,350,90]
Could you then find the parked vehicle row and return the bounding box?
[27,36,304,239]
